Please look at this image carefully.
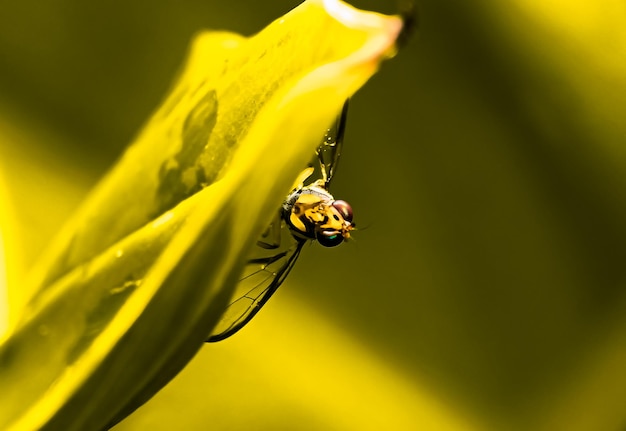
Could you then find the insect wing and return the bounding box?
[206,224,304,342]
[206,100,349,342]
[314,100,349,188]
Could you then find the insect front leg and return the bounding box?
[257,211,282,249]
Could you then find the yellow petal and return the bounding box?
[0,1,405,430]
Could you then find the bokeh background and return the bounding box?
[2,1,626,430]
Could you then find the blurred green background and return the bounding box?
[2,0,626,430]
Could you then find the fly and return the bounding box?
[206,101,354,342]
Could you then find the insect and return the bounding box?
[206,101,354,342]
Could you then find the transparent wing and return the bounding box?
[206,218,305,342]
[206,101,348,342]
[312,100,349,188]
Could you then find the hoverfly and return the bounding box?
[206,101,354,342]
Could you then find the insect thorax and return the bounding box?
[282,185,335,241]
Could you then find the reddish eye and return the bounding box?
[332,200,353,223]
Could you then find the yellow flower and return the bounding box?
[0,1,409,430]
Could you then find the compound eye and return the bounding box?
[316,230,344,247]
[332,200,353,223]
